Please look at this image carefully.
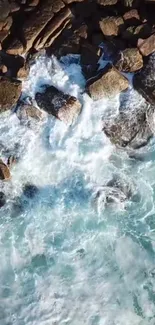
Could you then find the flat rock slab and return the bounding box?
[35,85,82,125]
[0,77,22,112]
[86,63,129,100]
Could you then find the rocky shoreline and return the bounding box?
[1,0,155,207]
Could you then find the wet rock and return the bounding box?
[7,155,16,168]
[0,77,22,112]
[16,102,43,121]
[0,159,11,180]
[115,48,143,72]
[95,174,137,207]
[23,184,39,198]
[133,52,155,105]
[17,64,29,79]
[103,93,154,148]
[86,63,129,101]
[99,16,124,37]
[35,85,82,125]
[0,191,6,208]
[137,34,155,56]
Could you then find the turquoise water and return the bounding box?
[0,55,155,325]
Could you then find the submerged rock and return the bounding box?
[35,85,81,125]
[23,184,39,199]
[133,52,155,105]
[86,63,129,100]
[95,174,137,207]
[0,77,21,112]
[16,102,43,122]
[0,159,11,180]
[0,191,6,208]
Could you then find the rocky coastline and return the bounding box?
[1,0,155,207]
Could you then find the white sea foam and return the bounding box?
[0,55,155,325]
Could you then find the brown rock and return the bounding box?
[123,9,140,25]
[1,16,13,31]
[97,0,118,4]
[99,16,124,37]
[6,39,23,55]
[0,77,22,112]
[0,159,11,180]
[86,63,129,100]
[0,64,7,74]
[35,85,82,125]
[137,34,155,56]
[34,7,72,50]
[16,102,43,121]
[115,48,143,72]
[6,0,65,55]
[0,1,10,21]
[17,65,29,79]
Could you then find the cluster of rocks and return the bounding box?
[1,0,155,209]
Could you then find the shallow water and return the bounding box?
[0,55,155,325]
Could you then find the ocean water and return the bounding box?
[0,55,155,325]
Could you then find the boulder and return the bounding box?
[123,9,140,25]
[99,16,124,37]
[16,102,43,121]
[122,24,152,44]
[86,63,129,101]
[137,34,155,56]
[103,91,154,148]
[115,48,143,72]
[133,52,155,105]
[0,77,21,112]
[23,183,39,198]
[35,85,82,125]
[0,159,11,180]
[6,0,65,55]
[34,7,72,50]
